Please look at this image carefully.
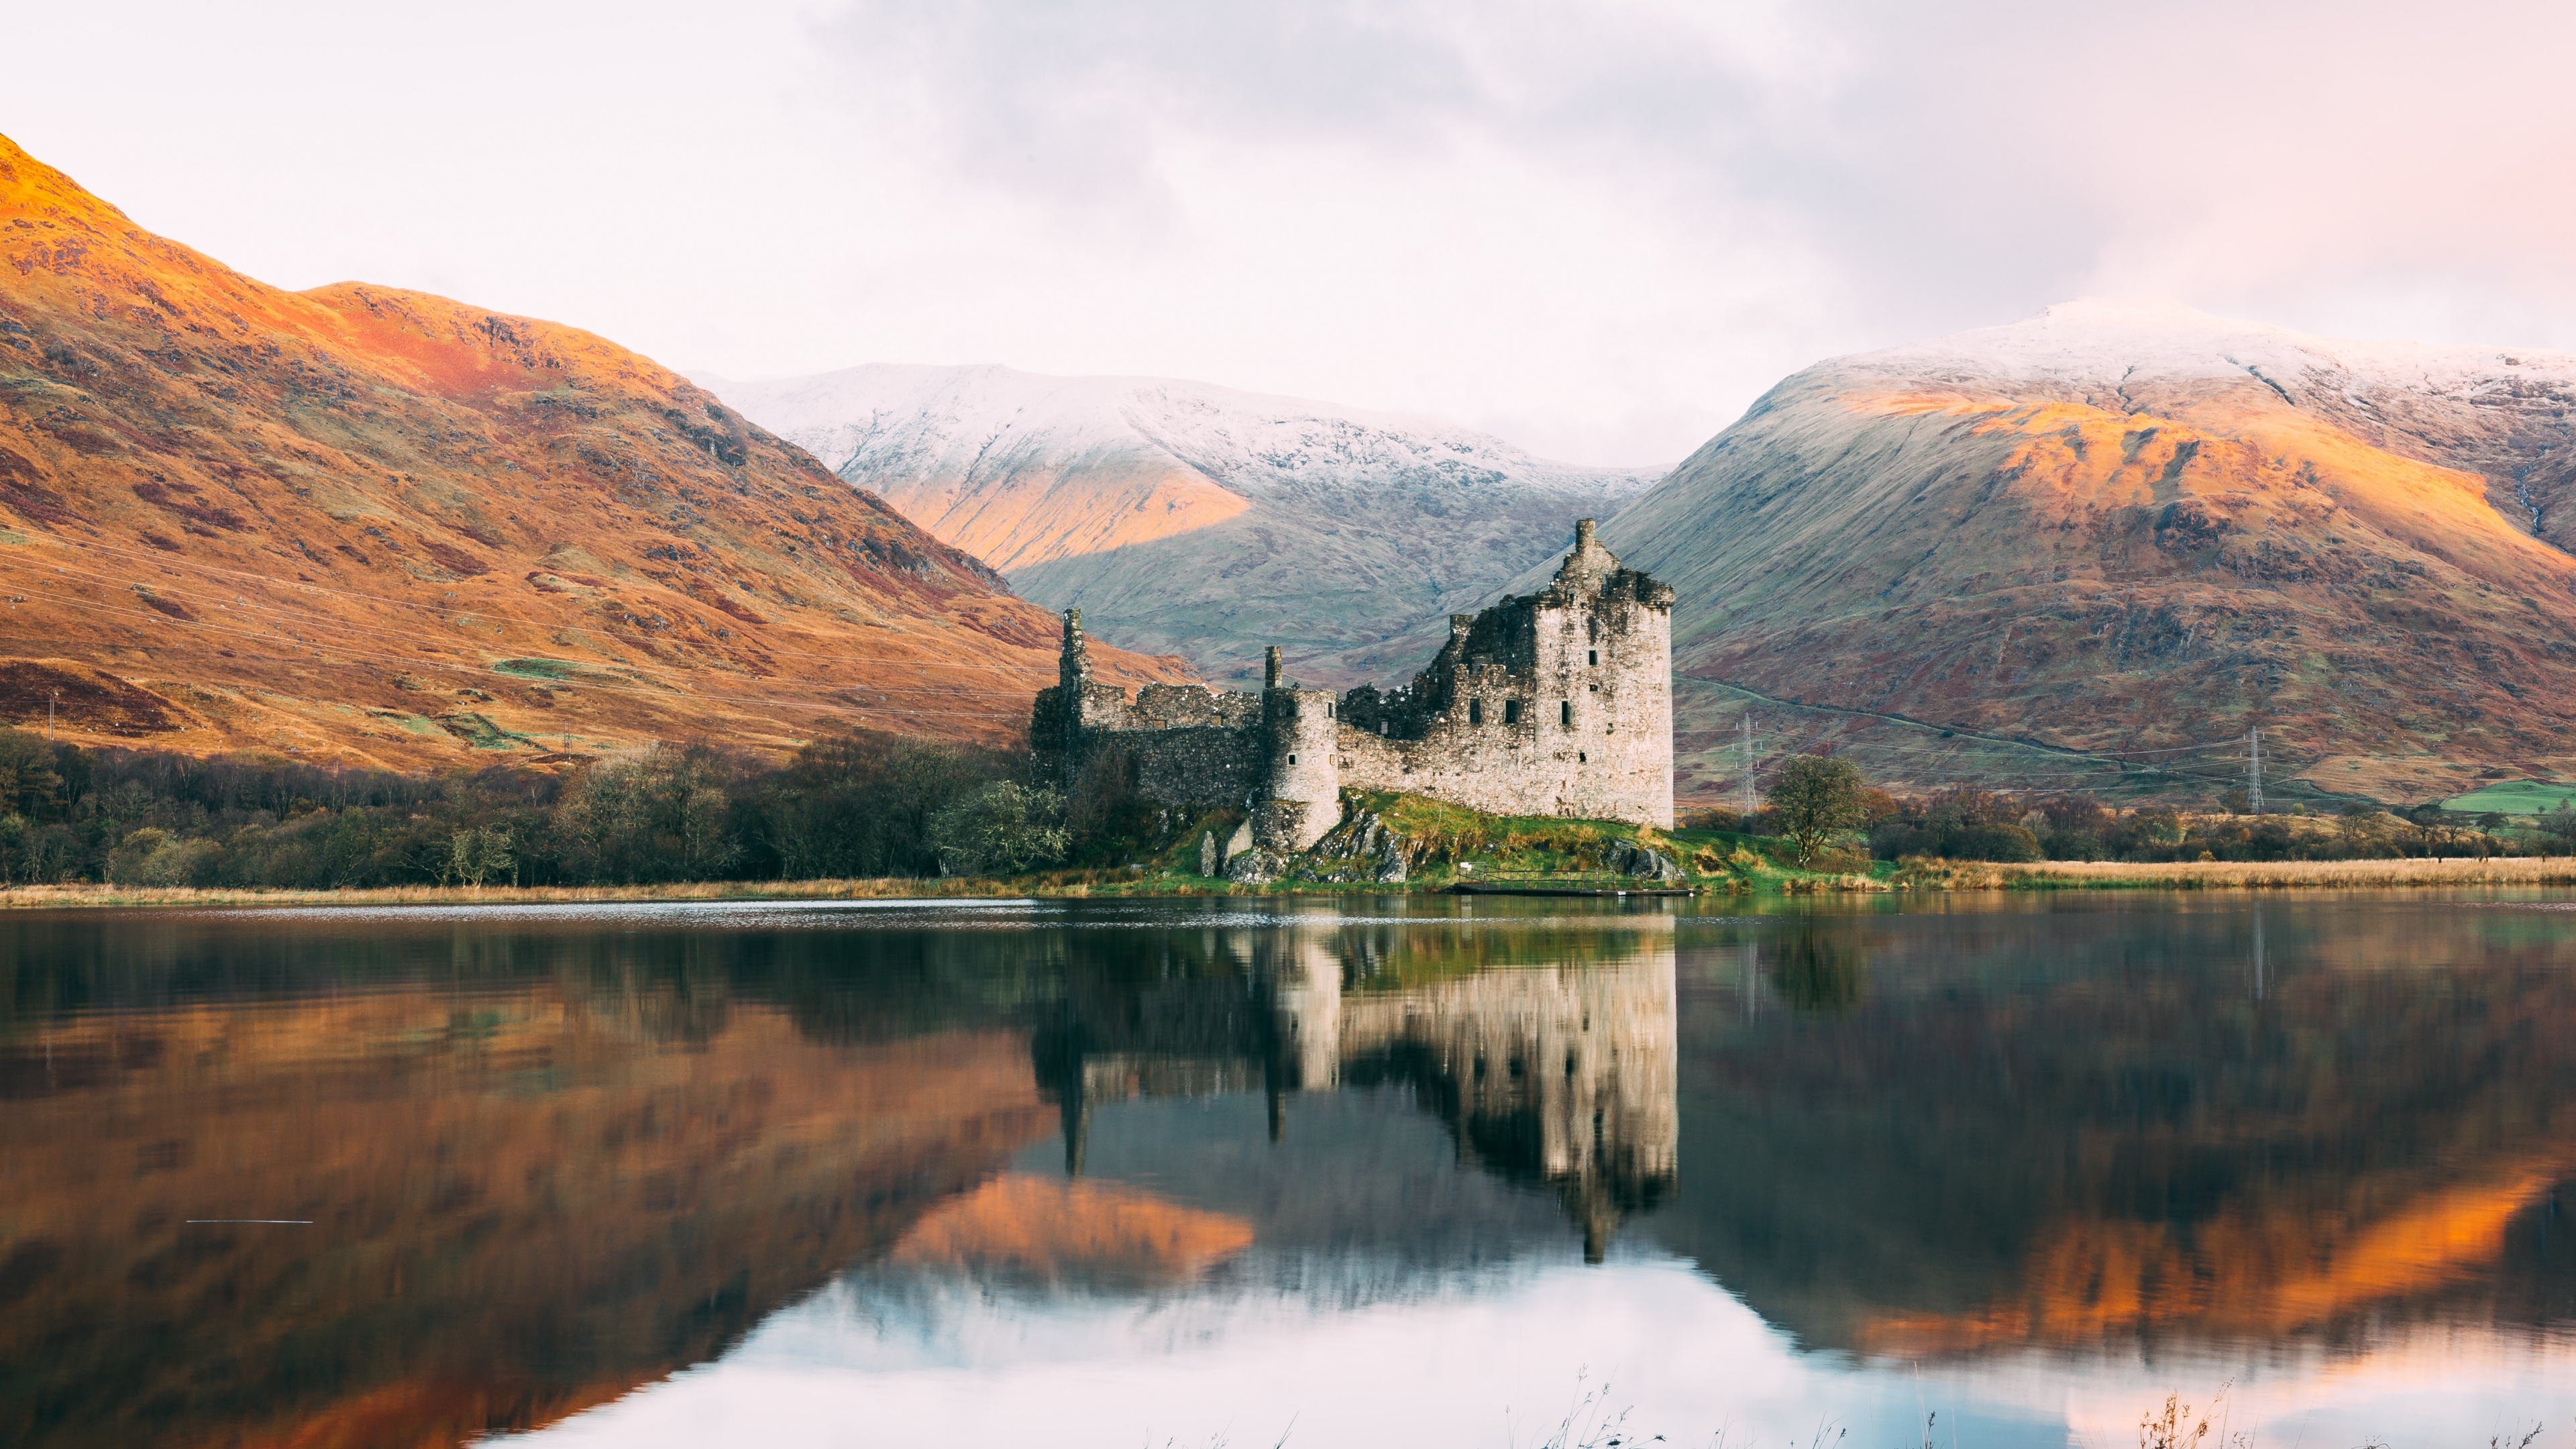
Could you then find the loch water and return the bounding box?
[4,894,2573,1448]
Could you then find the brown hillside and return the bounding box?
[0,135,1187,769]
[1597,301,2576,804]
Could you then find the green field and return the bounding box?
[2439,779,2576,816]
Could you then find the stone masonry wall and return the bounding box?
[1122,725,1263,814]
[1329,521,1673,828]
[1033,519,1674,849]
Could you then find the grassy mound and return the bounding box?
[2440,780,2576,816]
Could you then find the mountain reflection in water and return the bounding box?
[2,896,2572,1448]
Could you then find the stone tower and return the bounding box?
[1028,517,1676,852]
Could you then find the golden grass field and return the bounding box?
[1915,855,2576,890]
[0,877,1023,910]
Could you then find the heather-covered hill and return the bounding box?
[0,135,1183,769]
[1587,301,2576,804]
[706,364,1658,689]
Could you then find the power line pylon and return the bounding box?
[2248,727,2264,815]
[1740,714,1756,819]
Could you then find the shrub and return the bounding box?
[929,781,1069,877]
[447,826,515,887]
[105,827,219,886]
[1871,788,2041,861]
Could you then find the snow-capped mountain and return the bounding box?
[1854,296,2576,395]
[1845,299,2576,541]
[1578,299,2576,804]
[702,364,1663,687]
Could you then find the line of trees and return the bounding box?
[1686,756,2570,864]
[0,724,1153,889]
[9,720,2558,888]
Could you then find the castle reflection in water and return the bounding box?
[1034,916,1679,1261]
[9,899,2576,1449]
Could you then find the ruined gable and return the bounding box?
[1032,519,1675,852]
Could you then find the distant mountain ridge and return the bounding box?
[1854,299,2576,545]
[705,364,1660,688]
[1578,299,2576,804]
[0,135,1182,767]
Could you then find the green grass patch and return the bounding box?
[1358,791,1663,872]
[441,712,533,750]
[1352,792,1889,892]
[2440,780,2576,816]
[492,657,577,682]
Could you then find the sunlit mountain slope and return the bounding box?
[0,136,1184,767]
[1587,300,2576,803]
[706,364,1658,688]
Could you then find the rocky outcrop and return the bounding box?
[1607,840,1684,883]
[1223,846,1286,885]
[1296,806,1414,885]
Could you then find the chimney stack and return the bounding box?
[1264,645,1283,690]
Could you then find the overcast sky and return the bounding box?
[11,1,2575,465]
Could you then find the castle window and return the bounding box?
[1504,700,1521,724]
[1589,683,1598,692]
[1326,701,1334,718]
[1288,753,1297,765]
[1560,700,1572,727]
[1589,649,1597,665]
[1579,751,1587,763]
[1469,700,1484,725]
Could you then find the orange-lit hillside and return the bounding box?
[891,1173,1256,1286]
[1857,1146,2576,1357]
[1603,300,2576,802]
[0,986,1055,1448]
[0,133,1190,767]
[1658,908,2576,1357]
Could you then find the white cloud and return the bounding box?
[9,0,2575,464]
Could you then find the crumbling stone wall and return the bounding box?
[1125,726,1263,814]
[1032,519,1674,849]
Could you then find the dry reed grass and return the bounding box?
[1915,855,2576,891]
[0,877,1021,912]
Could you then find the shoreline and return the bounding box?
[7,853,2576,911]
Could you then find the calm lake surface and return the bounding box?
[5,894,2572,1448]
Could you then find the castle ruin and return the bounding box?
[1032,519,1675,851]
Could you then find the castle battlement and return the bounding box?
[1032,518,1676,851]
